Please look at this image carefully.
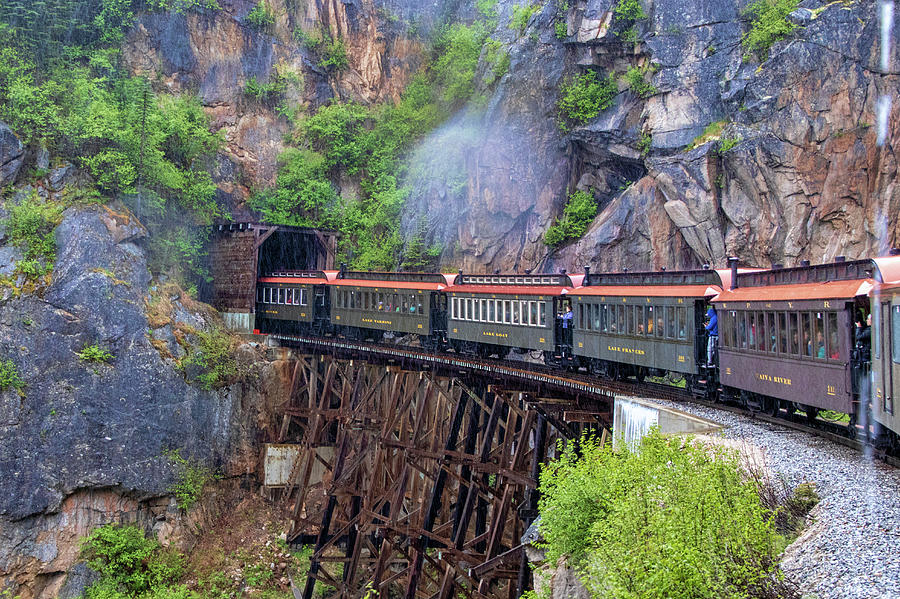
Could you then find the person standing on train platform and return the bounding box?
[705,306,718,366]
[560,305,573,328]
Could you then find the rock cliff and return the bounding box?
[0,199,293,599]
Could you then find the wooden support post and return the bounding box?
[516,413,547,597]
[404,384,469,599]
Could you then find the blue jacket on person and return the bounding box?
[705,307,718,336]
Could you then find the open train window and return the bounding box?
[826,312,839,360]
[539,301,547,326]
[665,307,675,339]
[739,312,748,348]
[893,305,900,363]
[777,313,787,353]
[531,302,539,326]
[676,307,686,339]
[800,313,812,356]
[814,312,825,359]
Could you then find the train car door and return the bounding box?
[881,301,894,415]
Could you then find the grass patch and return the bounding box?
[686,119,727,150]
[5,192,63,281]
[77,344,114,363]
[165,449,217,511]
[0,358,24,393]
[178,327,240,390]
[510,3,541,35]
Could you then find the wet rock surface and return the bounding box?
[0,207,291,599]
[0,121,24,187]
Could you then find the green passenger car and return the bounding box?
[257,273,326,324]
[446,273,575,355]
[329,271,452,338]
[571,270,724,378]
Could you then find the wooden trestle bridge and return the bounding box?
[268,335,629,599]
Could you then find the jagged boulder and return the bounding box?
[0,121,24,187]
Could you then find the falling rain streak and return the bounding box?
[877,1,894,147]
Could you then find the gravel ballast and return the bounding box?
[644,398,900,599]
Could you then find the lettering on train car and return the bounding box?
[756,373,792,386]
[607,346,646,355]
[483,331,509,338]
[362,318,392,325]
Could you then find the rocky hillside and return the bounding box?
[100,0,898,272]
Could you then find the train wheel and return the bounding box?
[634,367,646,383]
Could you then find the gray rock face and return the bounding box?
[0,206,282,599]
[0,121,24,187]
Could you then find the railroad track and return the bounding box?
[269,333,899,467]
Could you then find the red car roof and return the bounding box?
[445,284,572,296]
[572,284,722,298]
[713,279,875,303]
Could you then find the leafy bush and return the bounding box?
[165,449,216,510]
[0,359,24,393]
[80,524,184,596]
[510,3,540,35]
[431,22,489,109]
[77,344,114,363]
[538,431,794,599]
[249,148,338,227]
[555,20,568,39]
[557,70,617,131]
[318,36,349,71]
[742,0,800,61]
[638,132,651,156]
[543,189,598,247]
[624,65,656,98]
[613,0,647,22]
[246,2,275,30]
[6,194,63,277]
[482,39,510,86]
[179,327,239,390]
[718,135,741,153]
[476,0,499,19]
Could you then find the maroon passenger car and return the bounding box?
[713,257,900,419]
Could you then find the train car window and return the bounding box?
[892,306,900,363]
[655,308,665,339]
[777,313,787,353]
[590,304,598,330]
[625,306,634,335]
[764,312,774,353]
[579,304,586,329]
[788,313,798,354]
[486,299,494,322]
[739,312,748,348]
[814,312,825,359]
[401,295,409,313]
[665,307,675,339]
[597,305,605,332]
[612,304,621,335]
[529,302,536,326]
[302,288,309,306]
[635,306,644,336]
[501,300,509,324]
[417,296,423,314]
[799,312,811,356]
[451,297,458,320]
[512,301,520,325]
[826,312,839,359]
[677,307,686,339]
[748,313,757,350]
[724,311,734,348]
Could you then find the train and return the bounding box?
[255,255,900,448]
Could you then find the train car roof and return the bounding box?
[259,270,330,285]
[572,268,733,298]
[713,256,900,303]
[445,272,581,296]
[329,270,455,290]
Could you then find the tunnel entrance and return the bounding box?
[206,223,339,332]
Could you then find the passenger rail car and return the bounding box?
[870,282,900,444]
[570,269,727,382]
[444,273,581,358]
[257,271,330,332]
[713,257,900,423]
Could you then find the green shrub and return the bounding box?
[246,2,275,30]
[179,327,239,390]
[623,65,656,98]
[481,39,510,85]
[638,131,651,156]
[165,449,217,510]
[538,431,791,599]
[432,22,489,108]
[6,194,63,277]
[742,0,800,61]
[476,0,499,19]
[77,344,114,363]
[0,359,24,393]
[613,0,647,22]
[718,135,741,153]
[318,36,349,71]
[80,524,184,595]
[555,20,568,39]
[543,189,598,247]
[510,3,540,35]
[557,70,617,131]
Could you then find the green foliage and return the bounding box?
[613,0,647,22]
[246,2,275,30]
[179,327,239,390]
[538,431,791,599]
[0,358,24,393]
[431,22,489,109]
[557,70,617,131]
[81,524,184,596]
[638,132,651,156]
[510,3,541,35]
[6,193,63,278]
[257,22,490,268]
[165,449,216,510]
[623,65,656,98]
[742,0,800,61]
[318,36,349,71]
[687,119,726,149]
[543,189,598,247]
[77,344,114,363]
[481,39,510,86]
[718,135,741,153]
[555,20,568,39]
[476,0,499,19]
[401,216,440,271]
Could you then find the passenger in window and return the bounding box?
[829,333,840,360]
[816,331,826,358]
